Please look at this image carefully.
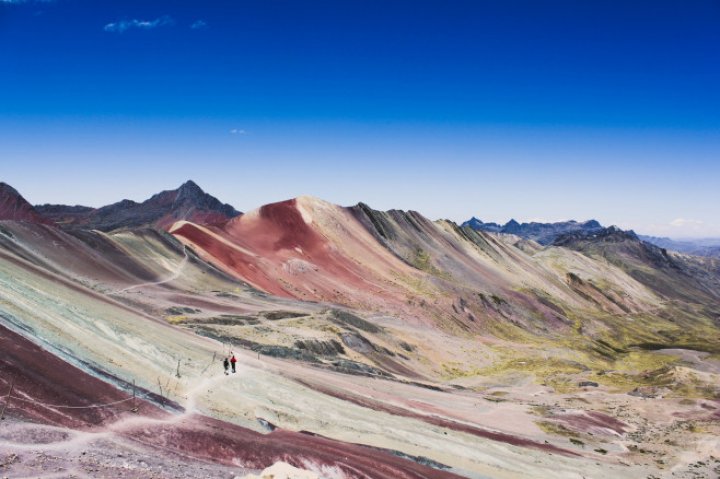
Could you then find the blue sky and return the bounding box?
[1,1,719,238]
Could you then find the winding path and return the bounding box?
[117,246,189,293]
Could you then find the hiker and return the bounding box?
[230,352,237,373]
[223,356,230,375]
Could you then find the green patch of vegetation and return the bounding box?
[165,315,188,324]
[489,390,509,396]
[591,366,674,392]
[410,248,452,280]
[687,422,709,433]
[668,381,719,400]
[531,405,552,417]
[393,272,441,298]
[477,355,588,378]
[486,320,540,343]
[535,420,578,438]
[441,361,483,379]
[545,375,580,393]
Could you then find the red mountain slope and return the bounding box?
[0,182,49,223]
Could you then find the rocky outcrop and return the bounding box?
[294,339,345,356]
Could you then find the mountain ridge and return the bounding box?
[35,180,241,231]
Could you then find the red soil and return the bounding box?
[0,325,153,427]
[174,199,395,303]
[551,411,629,436]
[258,200,324,252]
[127,414,466,479]
[172,222,292,297]
[0,183,50,224]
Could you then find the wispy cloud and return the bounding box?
[104,15,174,33]
[1,0,53,4]
[190,20,207,30]
[230,129,247,135]
[669,218,704,228]
[639,218,720,239]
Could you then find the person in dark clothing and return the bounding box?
[223,356,230,375]
[230,353,237,373]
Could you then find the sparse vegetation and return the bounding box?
[409,248,452,279]
[535,421,579,438]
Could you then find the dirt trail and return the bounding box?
[1,367,235,447]
[118,246,189,293]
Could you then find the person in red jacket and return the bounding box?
[230,352,237,373]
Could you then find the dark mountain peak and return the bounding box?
[460,217,503,233]
[170,181,240,219]
[598,225,639,241]
[584,219,602,229]
[115,199,138,208]
[179,179,201,190]
[37,182,241,232]
[0,182,49,224]
[177,179,205,197]
[502,219,522,234]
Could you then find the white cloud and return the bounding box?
[669,218,704,227]
[104,15,174,33]
[230,129,247,135]
[190,20,207,30]
[639,218,720,239]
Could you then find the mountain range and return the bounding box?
[1,180,719,479]
[464,215,720,259]
[462,217,604,244]
[33,180,241,231]
[638,234,720,258]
